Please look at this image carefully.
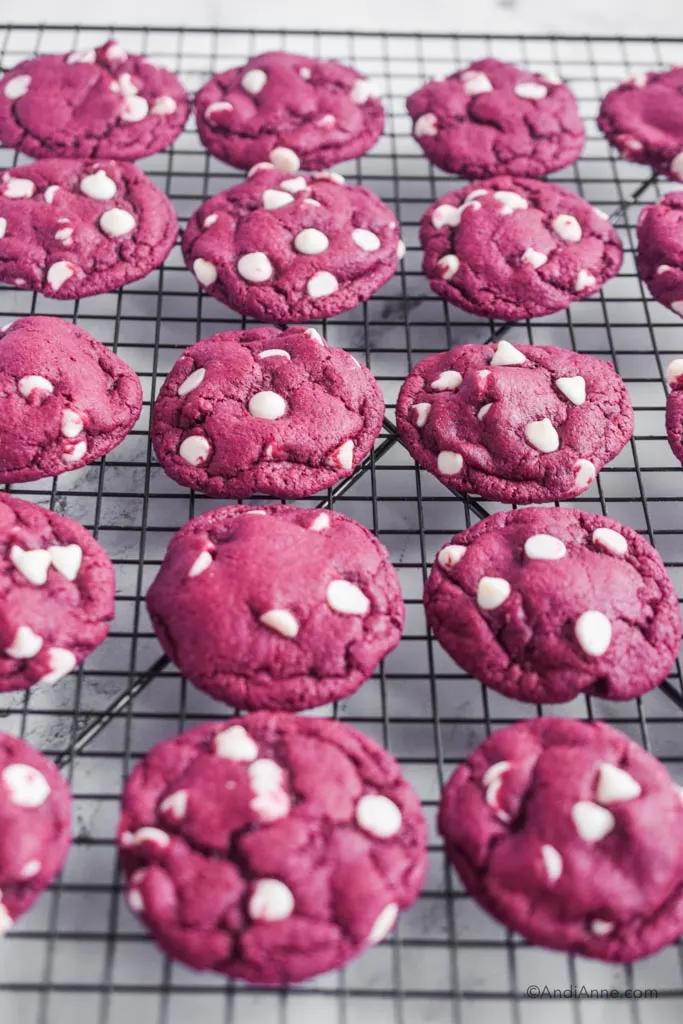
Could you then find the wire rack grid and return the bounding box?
[0,23,683,1024]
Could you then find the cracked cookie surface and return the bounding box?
[195,51,384,171]
[425,507,681,704]
[118,713,427,983]
[181,166,403,322]
[146,504,404,711]
[637,192,683,320]
[0,38,189,160]
[395,340,633,504]
[439,717,683,962]
[421,176,622,321]
[0,731,72,935]
[151,325,384,498]
[0,317,142,483]
[407,58,585,179]
[0,157,177,300]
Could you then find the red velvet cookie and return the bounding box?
[0,39,189,160]
[182,166,403,322]
[195,51,384,172]
[151,326,384,498]
[395,340,633,504]
[0,492,115,694]
[0,317,142,482]
[407,58,585,179]
[637,192,683,319]
[118,713,427,984]
[0,731,72,935]
[146,504,404,711]
[665,357,683,464]
[0,158,177,299]
[598,67,683,182]
[439,718,683,962]
[425,507,681,704]
[421,177,622,321]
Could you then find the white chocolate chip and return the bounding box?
[326,579,370,616]
[60,409,84,439]
[461,70,493,96]
[437,254,460,280]
[248,759,291,822]
[152,95,177,116]
[46,261,76,292]
[352,228,381,253]
[431,204,462,230]
[397,239,406,260]
[575,458,596,490]
[205,101,233,121]
[316,113,336,128]
[159,790,188,820]
[591,919,615,936]
[260,609,299,639]
[525,418,560,454]
[178,367,206,397]
[19,859,42,880]
[482,761,510,787]
[260,349,291,362]
[3,178,35,199]
[49,544,82,581]
[476,576,511,610]
[671,153,683,180]
[490,340,526,366]
[18,376,54,399]
[106,42,127,62]
[1,764,50,807]
[126,827,170,848]
[248,390,287,420]
[541,844,563,883]
[437,450,463,475]
[355,794,402,838]
[37,647,76,684]
[242,69,267,95]
[306,328,325,345]
[188,550,212,578]
[595,762,642,804]
[552,214,582,243]
[438,544,467,569]
[54,226,73,244]
[237,252,273,283]
[431,369,462,392]
[478,403,492,420]
[294,228,329,255]
[413,402,431,428]
[5,625,43,660]
[66,49,96,64]
[120,95,149,123]
[127,889,144,914]
[484,777,510,822]
[666,358,683,386]
[309,512,330,532]
[280,177,308,194]
[351,78,378,104]
[299,67,311,80]
[623,137,643,152]
[335,439,354,471]
[215,724,258,762]
[262,189,295,210]
[179,435,211,467]
[9,546,51,586]
[414,112,438,137]
[575,610,612,657]
[249,879,294,922]
[592,527,627,556]
[99,208,136,238]
[269,147,300,173]
[524,534,567,560]
[4,75,31,100]
[307,271,338,299]
[493,191,528,215]
[367,903,398,945]
[521,248,548,269]
[62,440,87,464]
[117,73,138,97]
[514,81,548,100]
[594,208,609,221]
[247,161,275,177]
[193,258,217,287]
[44,185,59,204]
[555,375,586,405]
[0,217,6,240]
[571,800,615,842]
[575,269,597,292]
[202,214,218,230]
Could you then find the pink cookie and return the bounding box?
[637,192,683,319]
[195,51,384,171]
[0,39,189,160]
[151,325,384,498]
[118,713,427,984]
[439,718,683,962]
[0,158,177,300]
[0,731,72,935]
[408,58,585,179]
[146,504,404,711]
[665,357,683,464]
[0,317,142,483]
[0,492,116,694]
[181,166,403,322]
[421,177,622,321]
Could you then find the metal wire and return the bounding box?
[0,25,682,1024]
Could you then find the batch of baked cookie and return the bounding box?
[0,39,682,984]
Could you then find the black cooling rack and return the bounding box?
[1,24,683,1024]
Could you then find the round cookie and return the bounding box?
[0,38,189,160]
[0,317,142,483]
[439,717,683,962]
[665,357,683,464]
[425,507,681,705]
[0,158,177,299]
[146,504,404,711]
[407,58,585,179]
[421,177,622,321]
[598,67,683,182]
[151,326,384,498]
[395,340,633,504]
[637,193,683,319]
[118,713,427,984]
[0,731,72,935]
[195,51,384,172]
[0,492,116,694]
[182,165,403,322]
